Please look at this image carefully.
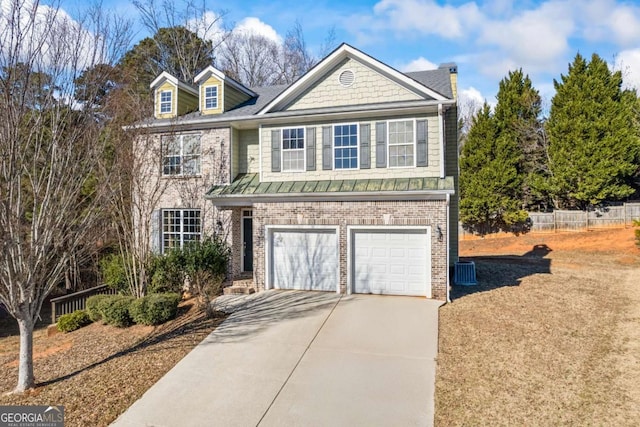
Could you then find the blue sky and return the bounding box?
[62,0,640,114]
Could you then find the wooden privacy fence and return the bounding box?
[460,202,640,238]
[528,202,640,232]
[50,284,118,323]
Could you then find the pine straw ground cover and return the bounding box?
[436,228,640,426]
[0,299,225,427]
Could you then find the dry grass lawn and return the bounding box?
[436,228,640,426]
[0,299,224,427]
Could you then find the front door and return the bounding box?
[242,210,253,272]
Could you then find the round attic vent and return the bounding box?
[338,70,355,87]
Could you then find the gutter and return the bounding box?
[205,189,454,205]
[125,99,457,132]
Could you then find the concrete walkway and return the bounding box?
[111,290,442,427]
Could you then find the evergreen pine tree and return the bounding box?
[460,103,528,234]
[547,53,640,209]
[493,69,549,210]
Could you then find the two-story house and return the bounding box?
[143,43,458,301]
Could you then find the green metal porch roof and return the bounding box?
[205,173,454,204]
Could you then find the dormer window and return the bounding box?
[160,90,172,114]
[204,85,218,109]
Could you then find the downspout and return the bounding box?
[258,124,263,182]
[446,193,451,303]
[438,103,445,179]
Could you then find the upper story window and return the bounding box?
[388,120,415,168]
[334,124,358,169]
[282,128,305,171]
[159,90,172,114]
[162,209,201,253]
[162,134,201,176]
[204,85,218,109]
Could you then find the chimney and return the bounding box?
[438,62,457,100]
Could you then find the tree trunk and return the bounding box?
[16,317,35,392]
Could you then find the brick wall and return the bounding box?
[138,127,232,243]
[251,200,449,300]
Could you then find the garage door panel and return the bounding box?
[353,229,430,297]
[272,230,338,292]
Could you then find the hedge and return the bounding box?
[57,310,92,333]
[86,294,112,322]
[100,295,135,327]
[130,293,180,325]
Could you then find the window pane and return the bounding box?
[282,128,305,171]
[164,137,180,155]
[162,209,201,252]
[205,86,218,109]
[334,124,358,169]
[183,135,200,156]
[388,121,414,167]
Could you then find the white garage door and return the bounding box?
[271,229,338,291]
[353,229,430,297]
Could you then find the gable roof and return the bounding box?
[194,65,257,98]
[258,43,449,115]
[150,71,198,96]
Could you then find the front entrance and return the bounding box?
[242,210,253,272]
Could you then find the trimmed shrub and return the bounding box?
[86,294,111,322]
[183,236,230,279]
[129,297,148,325]
[129,293,180,325]
[101,295,135,327]
[100,253,129,292]
[148,251,185,295]
[57,310,92,333]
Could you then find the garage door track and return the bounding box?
[111,290,442,427]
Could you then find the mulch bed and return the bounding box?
[0,299,225,427]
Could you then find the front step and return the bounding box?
[222,279,256,295]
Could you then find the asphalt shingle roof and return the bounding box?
[148,65,455,127]
[405,69,454,99]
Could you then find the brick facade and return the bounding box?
[238,200,448,300]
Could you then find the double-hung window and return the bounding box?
[159,90,172,114]
[204,85,218,110]
[334,124,358,169]
[282,128,305,171]
[162,209,201,252]
[162,134,201,176]
[388,120,415,167]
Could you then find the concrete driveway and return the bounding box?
[111,290,442,427]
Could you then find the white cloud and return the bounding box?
[615,48,640,91]
[478,2,574,75]
[186,10,226,45]
[460,86,485,106]
[579,0,640,47]
[0,0,110,70]
[372,0,482,39]
[234,17,282,44]
[607,5,640,46]
[400,56,437,72]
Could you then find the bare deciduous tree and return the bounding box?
[131,0,228,83]
[218,31,281,87]
[0,0,131,393]
[218,20,338,88]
